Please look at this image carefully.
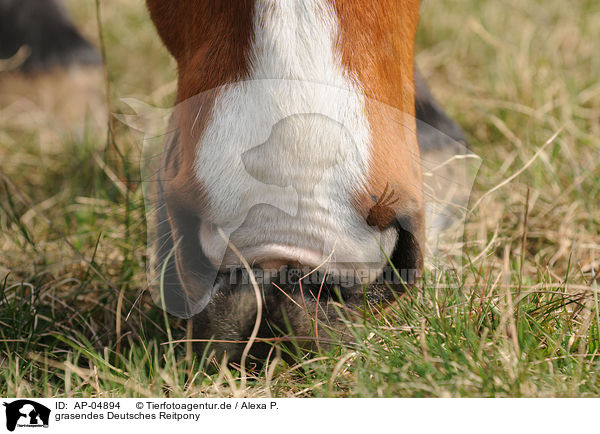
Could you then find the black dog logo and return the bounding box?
[3,400,50,432]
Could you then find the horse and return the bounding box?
[144,0,469,362]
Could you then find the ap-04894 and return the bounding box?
[72,402,121,410]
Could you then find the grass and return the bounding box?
[0,0,599,397]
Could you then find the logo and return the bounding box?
[2,401,50,432]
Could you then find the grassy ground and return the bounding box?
[1,0,599,397]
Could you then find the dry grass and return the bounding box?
[0,0,598,397]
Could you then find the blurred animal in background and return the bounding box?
[0,0,106,148]
[0,0,101,73]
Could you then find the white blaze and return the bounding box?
[194,0,397,273]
